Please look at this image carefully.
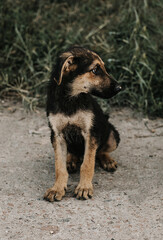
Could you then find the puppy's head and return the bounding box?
[52,46,121,99]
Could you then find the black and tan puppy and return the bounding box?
[44,46,121,201]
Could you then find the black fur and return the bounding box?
[62,125,85,157]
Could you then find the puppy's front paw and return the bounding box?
[74,182,93,200]
[44,184,66,202]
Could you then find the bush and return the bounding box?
[0,0,162,116]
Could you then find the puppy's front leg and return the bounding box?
[75,136,97,200]
[44,135,68,201]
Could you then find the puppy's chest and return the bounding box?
[48,110,94,136]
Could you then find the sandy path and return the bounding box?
[0,100,163,240]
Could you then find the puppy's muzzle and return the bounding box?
[114,85,122,93]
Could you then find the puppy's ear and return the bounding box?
[54,55,76,85]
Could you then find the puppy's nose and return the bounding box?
[115,85,122,93]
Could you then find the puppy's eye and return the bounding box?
[91,65,101,75]
[92,68,97,75]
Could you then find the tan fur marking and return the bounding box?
[90,51,105,65]
[69,58,111,97]
[89,58,110,79]
[69,72,94,96]
[58,56,74,85]
[44,135,68,201]
[57,55,77,85]
[69,72,110,97]
[48,110,93,137]
[97,152,117,172]
[107,131,117,152]
[88,58,104,70]
[75,136,97,199]
[97,131,118,172]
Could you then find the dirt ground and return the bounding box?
[0,100,163,240]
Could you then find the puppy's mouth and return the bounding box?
[90,84,122,99]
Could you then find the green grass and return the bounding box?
[0,0,163,116]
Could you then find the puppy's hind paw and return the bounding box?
[66,153,78,173]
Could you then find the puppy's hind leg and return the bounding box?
[97,127,120,172]
[66,153,79,173]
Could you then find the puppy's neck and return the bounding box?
[55,86,91,115]
[55,81,85,100]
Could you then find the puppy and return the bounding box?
[44,46,121,201]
